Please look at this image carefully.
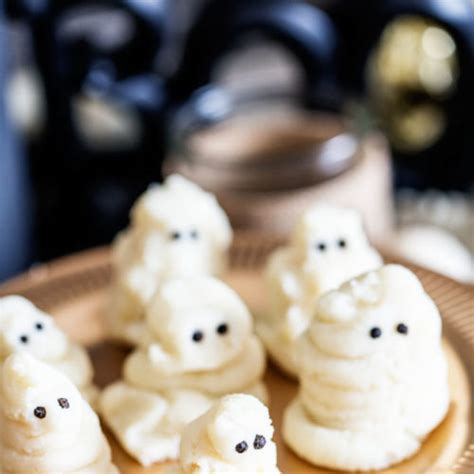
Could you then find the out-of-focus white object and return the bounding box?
[390,224,474,284]
[397,189,473,252]
[6,67,45,137]
[73,95,142,151]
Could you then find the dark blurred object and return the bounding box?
[2,0,473,274]
[320,0,473,192]
[0,22,33,280]
[369,18,459,154]
[4,0,171,261]
[367,14,474,190]
[166,0,341,111]
[170,0,473,191]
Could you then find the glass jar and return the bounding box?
[164,93,393,243]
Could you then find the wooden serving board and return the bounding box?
[0,240,472,474]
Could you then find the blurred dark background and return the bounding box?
[0,0,473,281]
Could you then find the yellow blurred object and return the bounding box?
[368,16,458,153]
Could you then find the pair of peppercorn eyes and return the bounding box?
[316,238,347,252]
[369,323,409,339]
[170,229,200,240]
[235,434,267,454]
[18,320,44,344]
[33,397,70,419]
[191,322,229,342]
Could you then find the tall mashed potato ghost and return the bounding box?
[100,277,267,466]
[259,203,382,376]
[108,174,232,344]
[283,265,450,471]
[0,295,97,404]
[178,394,280,473]
[0,353,117,474]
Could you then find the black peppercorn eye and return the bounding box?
[35,322,44,331]
[235,441,248,453]
[190,229,199,240]
[253,434,266,450]
[216,323,228,335]
[58,398,70,409]
[170,231,181,240]
[396,323,408,335]
[338,239,347,248]
[192,330,204,342]
[34,406,47,419]
[20,335,29,344]
[370,327,382,339]
[316,242,327,252]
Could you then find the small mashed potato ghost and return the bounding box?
[108,174,233,345]
[0,352,118,474]
[100,277,267,466]
[258,203,382,376]
[0,295,97,404]
[283,265,449,471]
[178,394,280,473]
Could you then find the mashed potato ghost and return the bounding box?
[0,353,117,474]
[258,203,382,376]
[100,277,266,466]
[108,174,232,345]
[0,295,97,404]
[178,394,280,473]
[283,265,449,471]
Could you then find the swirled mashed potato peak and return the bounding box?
[258,203,382,376]
[100,277,267,466]
[0,295,98,404]
[108,174,232,345]
[283,264,449,471]
[179,394,280,473]
[0,353,117,474]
